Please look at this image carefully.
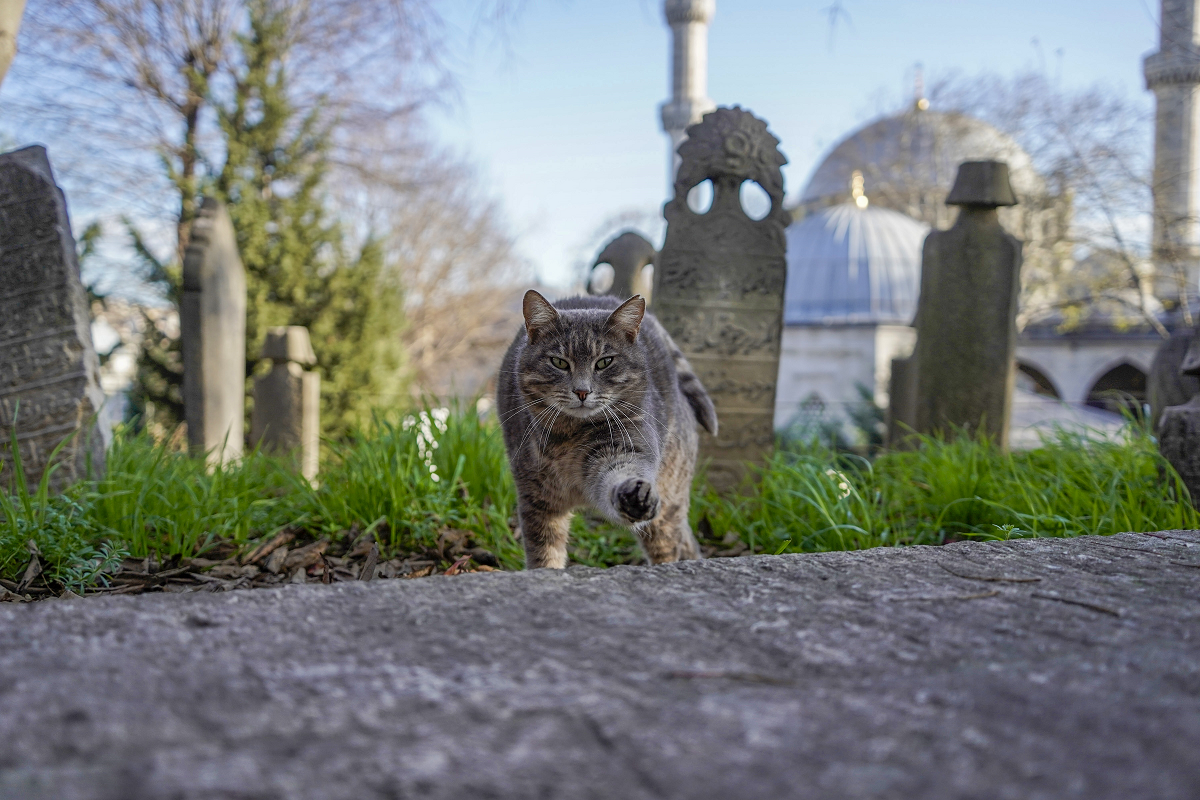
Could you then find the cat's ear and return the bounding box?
[523,290,559,343]
[606,295,645,343]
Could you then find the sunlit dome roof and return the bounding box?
[799,109,1043,216]
[785,202,930,325]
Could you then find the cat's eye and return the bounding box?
[595,357,614,370]
[550,356,570,370]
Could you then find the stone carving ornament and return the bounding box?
[653,106,788,490]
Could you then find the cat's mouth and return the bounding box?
[560,398,601,418]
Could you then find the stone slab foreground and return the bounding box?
[2,532,1200,800]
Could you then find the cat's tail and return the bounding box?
[671,346,718,436]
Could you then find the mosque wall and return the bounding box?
[1015,336,1160,408]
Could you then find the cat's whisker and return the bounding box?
[605,404,637,451]
[498,397,546,424]
[515,405,557,456]
[608,402,652,450]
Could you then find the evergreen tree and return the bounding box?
[130,0,404,439]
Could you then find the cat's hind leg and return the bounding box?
[518,500,572,569]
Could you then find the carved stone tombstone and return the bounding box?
[653,107,789,490]
[181,197,246,464]
[1158,395,1200,507]
[588,231,656,299]
[912,161,1022,448]
[0,146,108,491]
[251,326,320,481]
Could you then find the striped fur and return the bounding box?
[497,291,718,568]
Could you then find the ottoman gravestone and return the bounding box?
[1154,326,1200,506]
[911,161,1023,448]
[588,230,656,299]
[181,197,246,464]
[653,106,789,491]
[250,326,320,481]
[0,146,107,491]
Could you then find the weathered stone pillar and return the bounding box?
[181,198,246,464]
[588,231,656,299]
[0,146,108,492]
[251,327,320,481]
[653,106,788,490]
[912,161,1022,447]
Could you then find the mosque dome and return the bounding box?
[785,201,930,325]
[797,109,1043,226]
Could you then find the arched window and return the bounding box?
[1086,363,1147,416]
[1016,362,1060,398]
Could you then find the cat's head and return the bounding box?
[517,290,648,420]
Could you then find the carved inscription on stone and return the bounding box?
[0,146,107,491]
[653,107,789,491]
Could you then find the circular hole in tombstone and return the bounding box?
[739,180,771,221]
[686,179,714,214]
[636,263,655,302]
[589,262,615,294]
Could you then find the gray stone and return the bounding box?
[588,230,656,298]
[1158,395,1200,504]
[912,160,1023,447]
[653,106,789,490]
[251,326,319,481]
[3,531,1200,799]
[181,198,246,463]
[1147,325,1200,430]
[885,355,917,448]
[943,160,1018,207]
[0,145,107,491]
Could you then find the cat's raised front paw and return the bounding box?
[614,478,659,523]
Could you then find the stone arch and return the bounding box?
[1015,359,1060,399]
[1085,361,1148,416]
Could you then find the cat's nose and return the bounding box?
[575,389,590,402]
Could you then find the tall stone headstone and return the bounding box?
[653,106,789,490]
[0,146,108,491]
[912,161,1023,448]
[1158,395,1200,507]
[588,231,656,299]
[251,326,320,481]
[181,198,246,463]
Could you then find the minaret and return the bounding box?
[660,0,716,186]
[1146,0,1200,303]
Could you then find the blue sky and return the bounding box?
[431,0,1159,287]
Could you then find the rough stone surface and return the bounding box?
[654,106,789,490]
[886,354,917,448]
[0,145,107,491]
[913,161,1023,448]
[1147,325,1200,430]
[251,326,320,480]
[588,230,656,299]
[181,197,246,463]
[1158,396,1200,504]
[3,531,1200,800]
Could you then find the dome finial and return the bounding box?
[914,63,929,112]
[851,170,868,209]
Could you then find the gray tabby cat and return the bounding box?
[497,290,718,568]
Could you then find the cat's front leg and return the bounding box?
[517,497,572,569]
[587,457,660,526]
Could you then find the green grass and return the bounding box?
[1,408,1196,591]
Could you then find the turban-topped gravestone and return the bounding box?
[0,146,108,491]
[653,106,789,491]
